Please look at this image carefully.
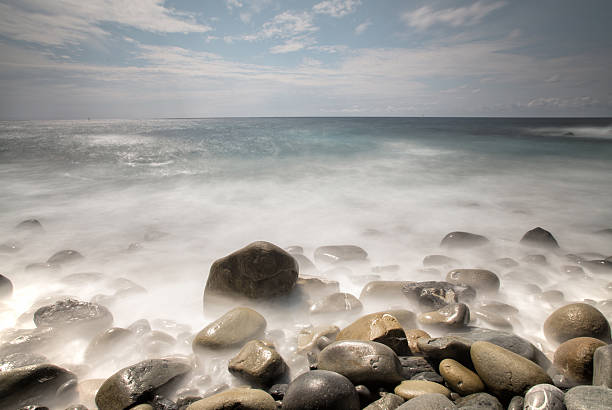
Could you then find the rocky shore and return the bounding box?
[1,222,612,409]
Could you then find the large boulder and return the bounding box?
[564,385,612,410]
[33,299,113,332]
[282,370,360,410]
[0,364,77,408]
[543,303,611,345]
[193,307,266,351]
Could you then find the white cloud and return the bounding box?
[402,1,506,30]
[313,0,361,18]
[270,40,309,54]
[527,96,600,109]
[355,20,371,35]
[225,0,243,10]
[259,11,318,39]
[308,44,349,53]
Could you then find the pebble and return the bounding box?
[336,311,412,355]
[411,371,443,383]
[402,281,476,309]
[187,387,276,410]
[228,340,287,386]
[494,257,519,268]
[439,358,485,396]
[398,356,436,379]
[405,329,430,355]
[281,370,360,410]
[47,250,84,265]
[394,380,451,400]
[396,393,457,409]
[440,231,490,249]
[472,309,513,330]
[84,327,134,362]
[418,303,470,329]
[295,275,339,300]
[363,393,404,410]
[543,303,611,344]
[524,384,565,410]
[192,307,266,351]
[593,344,612,387]
[314,245,368,264]
[309,292,362,314]
[297,325,339,353]
[553,337,606,384]
[563,385,612,410]
[507,396,524,410]
[359,281,407,303]
[446,269,500,294]
[523,254,548,266]
[0,352,47,371]
[454,392,502,409]
[520,227,559,249]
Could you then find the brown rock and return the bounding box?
[543,303,611,345]
[446,269,500,294]
[393,380,451,400]
[553,337,606,384]
[193,307,266,351]
[405,329,430,355]
[439,358,485,396]
[418,303,470,329]
[187,387,276,410]
[228,340,287,386]
[297,325,339,353]
[309,292,362,314]
[336,311,413,355]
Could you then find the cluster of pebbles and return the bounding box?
[1,220,612,409]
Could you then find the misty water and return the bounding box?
[1,117,612,406]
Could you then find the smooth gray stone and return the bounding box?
[396,393,457,409]
[507,396,524,410]
[0,364,77,408]
[440,232,489,249]
[520,227,559,249]
[282,370,360,410]
[398,356,436,380]
[524,384,565,410]
[33,299,113,331]
[564,385,612,410]
[593,344,612,387]
[410,371,443,383]
[363,393,404,410]
[47,250,84,265]
[455,392,502,409]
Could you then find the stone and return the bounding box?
[0,352,47,371]
[507,396,524,410]
[553,337,606,384]
[524,384,565,410]
[282,370,360,410]
[582,260,612,274]
[317,341,403,385]
[470,341,552,401]
[472,309,513,330]
[363,393,404,410]
[398,356,436,380]
[563,385,612,410]
[405,329,430,355]
[440,232,490,249]
[439,358,485,396]
[295,275,339,300]
[314,245,368,264]
[336,311,412,355]
[267,383,287,400]
[418,303,470,329]
[543,303,611,345]
[84,328,135,362]
[455,392,502,409]
[15,219,44,232]
[520,227,559,249]
[187,387,276,410]
[396,393,457,409]
[523,254,548,266]
[0,274,13,299]
[494,258,519,269]
[475,301,519,316]
[33,299,113,332]
[203,241,298,301]
[411,372,444,383]
[286,246,303,254]
[423,255,459,267]
[228,340,287,386]
[562,265,585,276]
[593,344,612,387]
[192,307,266,351]
[47,250,83,265]
[65,405,89,410]
[417,336,473,367]
[292,254,316,273]
[0,327,57,356]
[0,241,20,253]
[297,325,339,353]
[25,263,61,274]
[309,292,362,314]
[128,319,152,336]
[402,281,476,309]
[536,291,565,305]
[446,269,500,294]
[394,380,451,400]
[0,364,77,408]
[360,281,407,303]
[95,358,192,410]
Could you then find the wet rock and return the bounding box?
[128,319,152,336]
[297,325,339,353]
[363,392,404,410]
[309,292,362,314]
[524,384,564,410]
[423,255,459,267]
[285,246,303,254]
[405,329,430,355]
[520,227,559,249]
[47,250,83,265]
[282,370,360,410]
[411,371,443,383]
[536,290,565,305]
[228,340,287,386]
[476,301,519,316]
[507,396,524,410]
[440,232,490,249]
[394,380,451,400]
[563,385,612,410]
[455,392,502,409]
[292,254,316,273]
[187,387,276,410]
[84,328,135,363]
[15,219,44,232]
[295,275,339,300]
[25,263,61,274]
[192,307,266,351]
[0,364,77,408]
[0,274,13,299]
[0,327,57,356]
[472,309,513,330]
[418,303,470,329]
[204,241,298,302]
[95,358,191,410]
[593,344,612,387]
[396,393,456,409]
[336,311,412,355]
[33,299,113,332]
[360,281,407,303]
[562,265,585,276]
[581,260,612,274]
[439,358,484,396]
[543,303,611,345]
[314,245,368,264]
[402,281,476,310]
[494,257,519,269]
[65,405,88,410]
[417,336,473,367]
[470,341,551,401]
[553,337,606,384]
[523,254,548,266]
[398,356,436,380]
[0,241,20,253]
[317,340,403,385]
[446,269,500,294]
[267,384,287,400]
[0,352,47,371]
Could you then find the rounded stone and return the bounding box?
[363,393,404,410]
[309,292,362,314]
[418,303,470,328]
[446,269,500,294]
[564,385,612,410]
[439,358,485,396]
[193,307,266,351]
[0,274,13,299]
[394,380,451,400]
[396,393,456,409]
[33,299,113,331]
[314,245,368,264]
[507,396,524,410]
[405,329,430,355]
[454,392,502,409]
[228,340,287,386]
[84,328,134,362]
[336,311,412,355]
[359,281,407,303]
[47,250,84,265]
[0,352,47,371]
[543,303,611,345]
[553,337,606,384]
[470,341,552,400]
[524,384,565,410]
[520,227,559,249]
[281,370,360,410]
[297,325,339,353]
[15,219,44,232]
[440,231,489,249]
[317,340,403,385]
[187,387,276,410]
[423,255,459,267]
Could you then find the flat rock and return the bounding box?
[228,340,286,386]
[281,370,360,410]
[192,307,266,351]
[363,393,404,410]
[543,303,611,345]
[593,344,612,387]
[310,292,362,314]
[317,340,403,385]
[440,232,490,249]
[524,383,565,410]
[95,358,191,410]
[417,336,473,367]
[47,250,84,265]
[402,281,476,310]
[439,358,484,396]
[446,269,500,294]
[0,364,77,408]
[336,311,412,355]
[396,393,457,409]
[418,303,470,329]
[188,387,276,410]
[520,227,559,249]
[0,352,47,371]
[33,299,113,332]
[563,385,612,410]
[455,392,502,409]
[394,380,451,400]
[553,337,606,384]
[314,245,368,264]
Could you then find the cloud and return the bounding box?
[313,0,361,18]
[402,1,506,30]
[545,74,560,83]
[355,19,371,35]
[225,0,243,10]
[526,96,600,109]
[269,39,313,54]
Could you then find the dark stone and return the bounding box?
[440,232,489,249]
[84,328,135,362]
[282,370,360,410]
[267,383,287,400]
[417,336,473,367]
[150,395,177,410]
[554,337,606,384]
[228,340,287,386]
[33,299,113,332]
[543,303,611,344]
[47,250,83,265]
[0,274,13,299]
[95,358,192,410]
[455,392,502,409]
[355,384,374,407]
[363,393,404,410]
[398,356,436,380]
[314,245,368,264]
[402,281,476,310]
[15,219,44,232]
[0,352,47,371]
[564,385,612,410]
[0,364,77,408]
[593,344,612,388]
[396,393,457,409]
[410,372,443,383]
[581,260,612,274]
[520,227,559,249]
[507,396,524,410]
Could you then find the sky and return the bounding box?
[0,0,611,119]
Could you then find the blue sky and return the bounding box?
[0,0,611,119]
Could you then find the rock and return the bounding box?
[476,301,519,316]
[405,329,430,355]
[203,241,298,302]
[192,307,266,351]
[494,258,519,269]
[520,227,559,249]
[524,384,565,410]
[292,254,317,273]
[314,245,368,264]
[423,255,459,267]
[553,337,606,384]
[446,269,500,294]
[398,356,436,379]
[286,246,303,254]
[418,303,470,329]
[402,281,476,309]
[15,219,44,232]
[394,380,451,400]
[562,265,585,276]
[84,328,135,362]
[0,364,77,408]
[317,341,403,385]
[297,325,339,353]
[228,340,286,386]
[440,232,490,249]
[543,303,611,344]
[0,352,47,371]
[360,281,407,302]
[33,299,113,332]
[282,370,360,410]
[336,311,412,355]
[65,405,88,410]
[536,290,565,305]
[470,341,552,401]
[0,327,57,356]
[187,387,276,410]
[455,392,502,409]
[47,250,83,265]
[411,371,443,383]
[563,385,612,410]
[417,336,473,367]
[0,274,13,299]
[128,319,152,336]
[523,254,548,266]
[439,358,485,396]
[267,384,287,400]
[309,292,362,314]
[295,275,339,300]
[396,393,457,409]
[95,358,191,410]
[593,344,612,387]
[363,393,404,410]
[581,260,612,274]
[472,309,513,330]
[0,240,21,253]
[507,396,524,410]
[25,263,61,273]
